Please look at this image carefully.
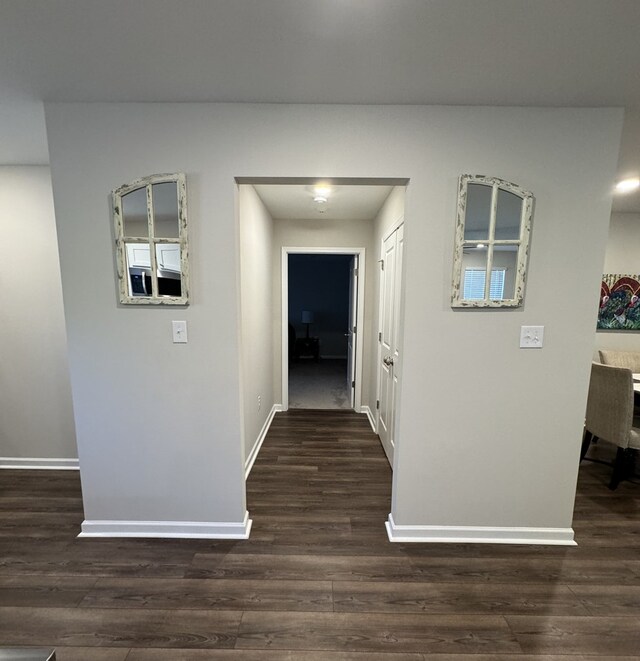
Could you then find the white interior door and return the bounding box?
[377,223,403,466]
[346,255,359,407]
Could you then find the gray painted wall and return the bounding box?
[272,217,376,409]
[0,166,76,460]
[45,103,621,532]
[238,184,275,463]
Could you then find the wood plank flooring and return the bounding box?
[1,408,639,659]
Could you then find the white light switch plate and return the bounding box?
[172,320,188,343]
[520,325,544,349]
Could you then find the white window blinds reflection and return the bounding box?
[463,268,506,300]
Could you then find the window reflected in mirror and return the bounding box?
[452,175,533,308]
[113,174,189,305]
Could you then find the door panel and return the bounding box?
[392,224,404,375]
[377,230,397,462]
[377,224,403,466]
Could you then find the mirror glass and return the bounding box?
[125,242,152,297]
[121,187,149,237]
[452,175,533,308]
[464,183,492,241]
[460,248,490,300]
[152,182,180,238]
[495,189,522,240]
[460,246,519,302]
[491,245,518,300]
[155,243,182,297]
[113,173,189,305]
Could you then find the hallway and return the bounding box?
[0,411,639,657]
[247,409,392,548]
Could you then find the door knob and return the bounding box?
[383,356,394,366]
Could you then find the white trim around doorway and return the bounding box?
[281,247,366,412]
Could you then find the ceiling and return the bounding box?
[0,0,638,210]
[254,184,393,221]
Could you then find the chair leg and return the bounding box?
[609,447,634,490]
[580,430,593,461]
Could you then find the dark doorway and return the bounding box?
[288,254,353,409]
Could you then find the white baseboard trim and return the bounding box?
[385,514,576,546]
[245,404,282,479]
[79,511,253,539]
[0,457,79,470]
[360,405,376,433]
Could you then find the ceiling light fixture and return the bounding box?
[313,185,331,203]
[313,196,327,214]
[615,178,640,193]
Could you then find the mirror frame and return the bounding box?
[451,174,533,308]
[112,173,190,305]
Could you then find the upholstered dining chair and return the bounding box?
[598,349,640,373]
[582,362,640,490]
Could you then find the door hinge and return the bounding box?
[353,325,356,334]
[378,332,382,342]
[351,380,355,388]
[379,259,384,270]
[354,268,359,277]
[376,399,380,410]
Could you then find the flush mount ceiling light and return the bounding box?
[312,184,331,213]
[313,184,331,203]
[615,178,640,193]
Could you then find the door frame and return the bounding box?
[375,218,405,442]
[281,246,366,412]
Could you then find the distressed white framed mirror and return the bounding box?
[451,174,534,308]
[112,173,189,305]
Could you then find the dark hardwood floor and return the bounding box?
[1,409,640,659]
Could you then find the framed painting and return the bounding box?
[597,274,640,330]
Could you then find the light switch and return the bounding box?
[172,320,188,344]
[520,325,544,349]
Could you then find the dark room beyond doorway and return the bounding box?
[288,253,353,409]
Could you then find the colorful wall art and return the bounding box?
[598,274,640,330]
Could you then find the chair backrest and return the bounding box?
[598,349,640,373]
[586,362,634,448]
